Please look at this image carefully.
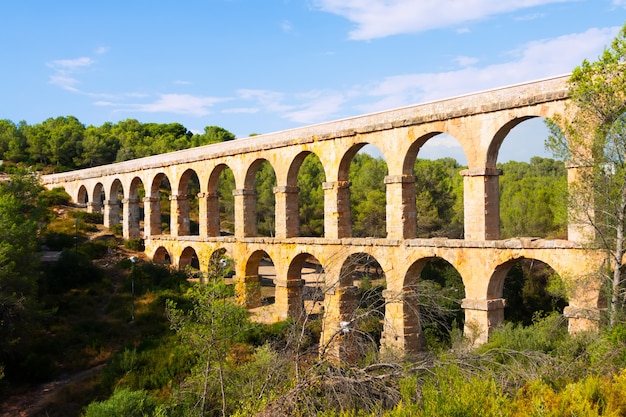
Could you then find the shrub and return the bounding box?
[38,187,71,207]
[83,388,159,417]
[124,238,144,251]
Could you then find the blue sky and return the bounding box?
[1,1,625,163]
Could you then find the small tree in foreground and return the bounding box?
[546,24,626,326]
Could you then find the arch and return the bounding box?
[104,179,124,229]
[179,246,200,272]
[340,143,389,238]
[489,256,567,325]
[289,151,326,237]
[396,256,465,350]
[177,168,201,236]
[487,115,541,168]
[245,250,277,306]
[153,246,172,266]
[92,182,105,212]
[207,163,236,236]
[288,253,326,318]
[149,173,171,235]
[123,176,145,239]
[77,185,88,206]
[244,159,277,237]
[208,247,235,278]
[109,179,124,202]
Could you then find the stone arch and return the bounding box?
[321,252,386,360]
[104,179,124,229]
[335,143,389,238]
[400,132,466,239]
[179,246,200,273]
[244,159,277,237]
[207,163,235,236]
[148,173,171,235]
[207,247,235,279]
[287,151,326,237]
[91,182,105,213]
[124,176,144,239]
[176,168,201,236]
[77,184,88,206]
[244,249,277,307]
[288,253,326,319]
[153,246,172,266]
[487,116,536,168]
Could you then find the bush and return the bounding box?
[83,388,159,417]
[124,238,144,251]
[42,250,103,292]
[38,187,71,207]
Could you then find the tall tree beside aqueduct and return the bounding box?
[548,24,626,326]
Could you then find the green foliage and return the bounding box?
[83,387,159,417]
[298,153,326,237]
[499,157,567,239]
[414,158,464,238]
[255,161,277,236]
[124,238,145,251]
[38,186,71,207]
[417,366,508,417]
[349,153,387,237]
[546,24,626,326]
[503,260,568,325]
[481,312,568,354]
[42,249,104,293]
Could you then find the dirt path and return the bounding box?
[0,365,104,417]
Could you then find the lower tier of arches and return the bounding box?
[145,236,605,358]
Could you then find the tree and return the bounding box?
[193,125,236,146]
[0,170,44,375]
[546,25,626,326]
[166,280,249,417]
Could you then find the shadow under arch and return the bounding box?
[179,246,200,275]
[77,184,88,206]
[245,249,277,308]
[153,246,172,266]
[288,253,326,320]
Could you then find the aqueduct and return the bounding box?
[41,74,606,355]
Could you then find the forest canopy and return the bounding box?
[0,117,235,172]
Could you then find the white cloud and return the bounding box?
[46,57,95,92]
[135,94,229,116]
[313,0,573,40]
[234,88,347,124]
[613,0,626,7]
[284,91,347,123]
[454,56,479,67]
[356,26,619,113]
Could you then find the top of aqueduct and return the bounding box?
[43,73,570,183]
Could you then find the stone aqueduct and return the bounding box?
[42,74,605,354]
